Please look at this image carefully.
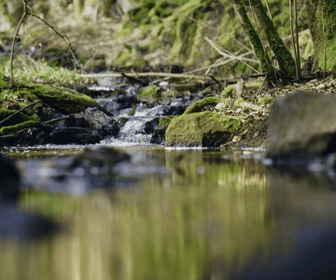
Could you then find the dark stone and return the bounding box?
[267,91,336,161]
[0,156,20,204]
[0,156,58,240]
[144,118,160,134]
[20,147,131,194]
[50,127,103,144]
[83,108,121,137]
[63,115,88,128]
[0,205,58,240]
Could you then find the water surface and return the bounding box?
[1,147,336,280]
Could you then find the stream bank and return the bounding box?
[1,73,336,153]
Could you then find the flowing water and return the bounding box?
[1,145,336,280]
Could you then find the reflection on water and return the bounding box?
[1,148,336,279]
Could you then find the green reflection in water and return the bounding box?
[0,149,271,280]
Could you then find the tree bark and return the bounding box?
[249,0,296,76]
[306,0,336,72]
[232,0,274,75]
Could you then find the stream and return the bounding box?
[1,76,336,279]
[1,146,336,280]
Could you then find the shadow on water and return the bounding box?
[232,166,336,280]
[1,148,336,279]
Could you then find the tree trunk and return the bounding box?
[232,0,274,75]
[249,0,296,76]
[306,0,336,72]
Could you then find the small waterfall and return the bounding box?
[101,116,155,145]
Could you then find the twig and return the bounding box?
[0,100,43,127]
[10,0,28,82]
[205,37,259,73]
[10,0,79,83]
[294,0,301,79]
[264,0,273,20]
[321,2,326,77]
[44,116,69,125]
[29,13,78,68]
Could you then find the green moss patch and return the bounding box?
[0,120,39,135]
[184,97,223,115]
[165,111,240,147]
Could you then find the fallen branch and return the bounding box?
[81,72,235,82]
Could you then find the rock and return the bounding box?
[50,127,103,144]
[150,116,174,145]
[165,112,240,147]
[20,147,131,194]
[0,156,20,204]
[267,91,336,160]
[83,108,121,137]
[0,156,58,240]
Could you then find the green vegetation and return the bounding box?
[0,120,39,135]
[137,85,162,101]
[1,82,105,114]
[0,56,85,85]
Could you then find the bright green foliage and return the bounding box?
[307,0,336,71]
[0,120,39,135]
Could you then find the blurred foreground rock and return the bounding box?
[0,156,58,240]
[267,91,336,161]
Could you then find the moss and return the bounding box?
[137,85,162,100]
[158,116,176,129]
[234,97,245,108]
[258,96,274,105]
[0,120,39,135]
[221,84,235,98]
[0,108,15,120]
[183,97,223,115]
[3,82,107,115]
[165,111,241,147]
[250,0,296,76]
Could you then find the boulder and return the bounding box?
[50,127,103,144]
[165,111,240,147]
[267,91,336,160]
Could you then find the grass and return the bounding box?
[0,55,87,85]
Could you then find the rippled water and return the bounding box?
[1,146,336,280]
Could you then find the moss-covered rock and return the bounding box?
[3,82,110,115]
[137,85,162,101]
[165,111,240,147]
[183,97,223,115]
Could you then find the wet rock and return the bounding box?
[0,205,58,240]
[62,115,89,128]
[0,156,58,240]
[267,91,336,161]
[165,112,240,147]
[20,147,131,194]
[150,116,174,145]
[50,127,103,144]
[83,107,121,137]
[0,156,20,204]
